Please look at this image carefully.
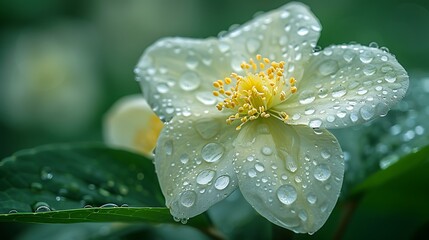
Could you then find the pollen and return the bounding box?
[213,54,298,130]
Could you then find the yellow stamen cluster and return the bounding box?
[213,54,297,130]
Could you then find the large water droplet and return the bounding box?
[313,164,331,181]
[196,170,215,185]
[180,154,189,164]
[196,92,217,106]
[255,163,265,172]
[179,71,201,91]
[201,143,224,163]
[261,146,273,156]
[331,86,347,98]
[33,202,51,212]
[195,119,220,139]
[156,83,169,93]
[359,50,374,63]
[248,169,257,178]
[309,119,322,128]
[214,175,230,190]
[100,203,118,208]
[318,60,339,76]
[186,55,199,69]
[246,38,261,53]
[363,65,376,76]
[360,105,375,120]
[297,27,309,36]
[307,193,317,204]
[277,184,297,205]
[299,90,316,105]
[180,190,197,207]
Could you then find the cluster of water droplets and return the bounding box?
[287,43,408,129]
[231,122,343,231]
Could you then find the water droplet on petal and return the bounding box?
[156,83,169,93]
[360,105,375,120]
[309,119,323,128]
[196,170,215,185]
[255,163,265,172]
[359,50,374,63]
[180,154,189,164]
[331,86,347,98]
[246,38,261,53]
[307,194,317,204]
[180,190,197,207]
[33,202,51,212]
[179,71,201,91]
[298,210,308,221]
[100,203,118,208]
[214,175,230,190]
[248,169,257,178]
[186,55,199,69]
[318,60,339,76]
[299,90,316,105]
[277,184,297,205]
[297,27,309,36]
[261,146,273,156]
[196,92,217,105]
[201,143,224,163]
[164,140,173,156]
[313,164,331,181]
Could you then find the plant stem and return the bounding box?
[333,197,361,240]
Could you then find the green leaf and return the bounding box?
[350,145,429,196]
[0,143,164,214]
[0,207,210,228]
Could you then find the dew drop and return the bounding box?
[313,164,331,181]
[40,167,53,180]
[384,72,397,83]
[248,169,257,178]
[359,50,374,63]
[100,203,118,208]
[321,150,331,159]
[318,60,339,76]
[261,146,273,156]
[180,154,189,164]
[156,83,169,93]
[164,140,173,156]
[186,55,199,69]
[214,175,230,190]
[8,210,18,214]
[180,190,197,207]
[298,210,308,221]
[201,143,224,163]
[326,115,335,123]
[297,27,309,36]
[32,201,51,212]
[196,170,215,185]
[331,86,347,98]
[363,65,376,76]
[360,105,375,120]
[196,92,217,106]
[246,38,261,53]
[179,71,201,91]
[255,163,265,172]
[299,90,316,105]
[277,184,297,205]
[307,193,317,204]
[309,119,322,128]
[343,50,354,62]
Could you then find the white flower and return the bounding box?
[103,95,163,156]
[135,2,408,233]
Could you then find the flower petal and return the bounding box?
[278,44,408,128]
[225,2,321,77]
[233,119,344,233]
[135,37,237,121]
[103,95,163,156]
[155,114,239,219]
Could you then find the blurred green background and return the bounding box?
[1,0,428,239]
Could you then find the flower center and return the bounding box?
[213,54,297,130]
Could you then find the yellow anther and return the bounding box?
[212,54,298,130]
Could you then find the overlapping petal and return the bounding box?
[278,44,409,128]
[233,119,344,233]
[225,2,321,80]
[135,37,236,121]
[155,114,239,219]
